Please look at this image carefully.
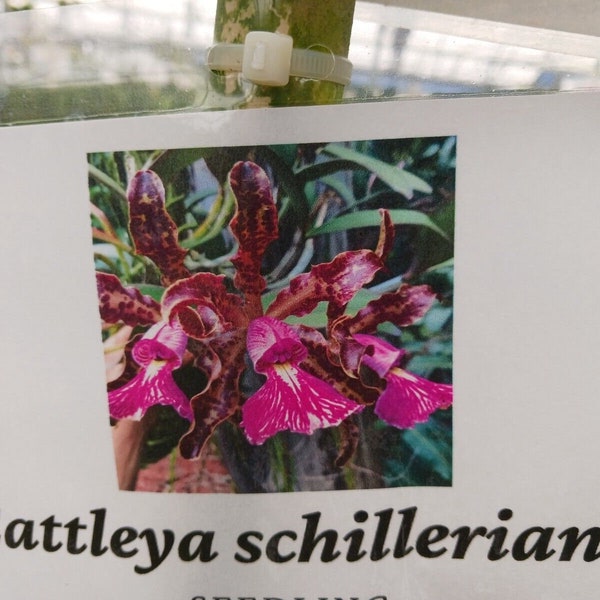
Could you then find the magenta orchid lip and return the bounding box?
[241,316,364,445]
[108,320,193,422]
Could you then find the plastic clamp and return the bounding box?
[206,31,353,87]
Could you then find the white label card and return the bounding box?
[0,91,599,599]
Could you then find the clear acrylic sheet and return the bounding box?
[1,0,599,125]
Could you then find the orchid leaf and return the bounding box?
[96,272,161,326]
[411,199,455,274]
[426,257,454,273]
[313,175,356,207]
[407,354,453,376]
[307,209,447,239]
[127,170,190,285]
[181,185,235,249]
[91,227,132,252]
[402,414,452,481]
[148,148,215,184]
[295,158,359,186]
[132,283,164,303]
[254,146,310,225]
[90,201,123,241]
[88,163,127,202]
[323,144,433,197]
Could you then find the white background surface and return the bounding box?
[0,91,599,598]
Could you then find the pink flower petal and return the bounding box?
[132,321,187,368]
[241,363,363,445]
[107,321,191,421]
[246,316,306,372]
[353,333,406,378]
[374,368,452,429]
[109,362,193,421]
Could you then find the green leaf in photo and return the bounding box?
[403,414,452,482]
[307,208,448,239]
[323,143,433,198]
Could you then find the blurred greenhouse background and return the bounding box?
[1,0,599,123]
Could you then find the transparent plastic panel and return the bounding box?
[0,0,598,125]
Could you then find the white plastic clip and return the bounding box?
[206,31,353,87]
[242,31,294,86]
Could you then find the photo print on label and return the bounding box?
[88,136,455,493]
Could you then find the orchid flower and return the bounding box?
[96,160,452,465]
[241,316,362,445]
[108,320,192,422]
[354,333,452,429]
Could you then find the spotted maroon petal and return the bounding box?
[296,325,379,405]
[96,272,161,327]
[266,209,393,323]
[338,284,436,337]
[241,362,363,445]
[228,161,279,318]
[374,368,452,429]
[187,338,223,389]
[162,272,246,339]
[179,330,247,459]
[127,170,190,285]
[375,209,395,260]
[266,250,384,322]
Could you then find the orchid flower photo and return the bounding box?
[89,136,455,493]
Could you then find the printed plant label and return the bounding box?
[1,92,599,599]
